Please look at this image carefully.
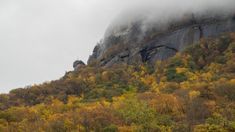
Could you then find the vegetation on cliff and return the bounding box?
[0,33,235,131]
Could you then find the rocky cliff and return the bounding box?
[88,14,235,67]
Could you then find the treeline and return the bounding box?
[0,33,235,131]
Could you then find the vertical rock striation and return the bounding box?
[88,14,235,67]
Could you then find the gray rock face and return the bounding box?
[88,15,235,67]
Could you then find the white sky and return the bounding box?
[0,0,234,93]
[0,0,127,93]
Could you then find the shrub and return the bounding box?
[187,98,211,124]
[215,82,235,101]
[172,124,189,132]
[103,124,118,132]
[166,68,187,82]
[161,82,180,94]
[194,124,226,132]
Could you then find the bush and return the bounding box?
[228,42,235,53]
[215,55,227,64]
[215,82,235,101]
[166,68,187,82]
[103,124,118,132]
[194,124,226,132]
[172,124,189,132]
[187,98,211,124]
[118,97,155,126]
[161,82,180,94]
[228,122,235,132]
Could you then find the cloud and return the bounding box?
[105,0,235,39]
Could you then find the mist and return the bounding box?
[105,0,235,39]
[0,0,234,93]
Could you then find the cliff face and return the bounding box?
[88,15,235,67]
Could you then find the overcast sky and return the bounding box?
[0,0,126,93]
[0,0,234,93]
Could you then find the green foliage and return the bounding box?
[118,97,155,125]
[103,124,118,132]
[166,68,187,82]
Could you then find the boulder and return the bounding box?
[73,60,85,71]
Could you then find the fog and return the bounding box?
[106,0,235,39]
[0,0,234,93]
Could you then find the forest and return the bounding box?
[0,33,235,131]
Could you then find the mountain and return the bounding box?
[0,13,235,131]
[1,32,235,131]
[88,14,235,67]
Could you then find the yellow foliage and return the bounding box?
[207,63,222,73]
[140,65,147,76]
[151,82,160,93]
[64,119,74,130]
[118,126,135,132]
[180,81,191,89]
[88,76,96,83]
[176,67,188,74]
[230,79,235,84]
[189,91,201,100]
[132,72,139,79]
[140,75,155,86]
[201,72,213,82]
[67,96,82,109]
[51,99,63,108]
[139,93,184,118]
[186,72,199,81]
[101,71,110,81]
[204,101,216,112]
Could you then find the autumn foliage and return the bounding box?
[0,33,235,131]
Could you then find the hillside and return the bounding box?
[0,33,235,131]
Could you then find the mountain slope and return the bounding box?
[0,33,235,131]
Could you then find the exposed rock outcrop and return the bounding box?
[73,60,86,71]
[88,14,235,67]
